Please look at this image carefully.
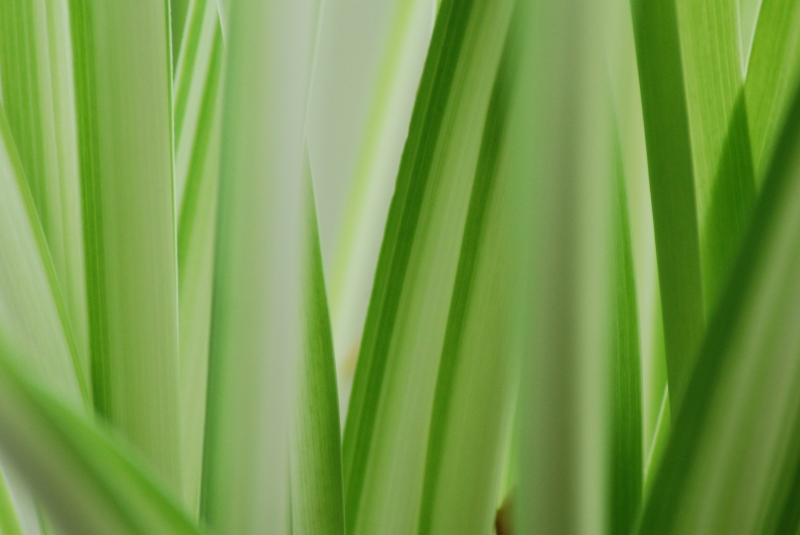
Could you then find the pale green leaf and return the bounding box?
[68,0,182,492]
[0,0,89,391]
[305,0,434,390]
[198,0,316,532]
[513,0,617,530]
[341,1,514,533]
[173,0,223,515]
[0,104,86,410]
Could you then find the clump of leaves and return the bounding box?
[0,0,799,534]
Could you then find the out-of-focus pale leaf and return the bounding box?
[513,0,617,531]
[341,1,514,533]
[0,341,203,535]
[173,0,224,515]
[305,0,434,406]
[0,465,23,535]
[198,0,316,533]
[0,105,86,410]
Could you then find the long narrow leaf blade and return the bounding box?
[198,0,316,532]
[68,0,181,491]
[638,77,800,535]
[289,173,346,535]
[514,0,616,531]
[632,0,756,408]
[306,0,434,390]
[416,34,517,535]
[630,0,705,409]
[341,1,514,533]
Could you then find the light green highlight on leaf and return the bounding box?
[173,0,223,515]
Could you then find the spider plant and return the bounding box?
[0,0,799,534]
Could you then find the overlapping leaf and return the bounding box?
[342,1,515,533]
[0,341,203,535]
[68,0,181,492]
[639,76,800,535]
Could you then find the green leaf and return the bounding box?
[416,31,518,535]
[0,0,90,400]
[745,0,800,182]
[513,0,617,530]
[631,0,756,409]
[0,340,203,535]
[0,104,87,410]
[68,0,182,492]
[675,1,756,312]
[170,0,192,67]
[630,0,705,411]
[198,0,316,532]
[638,75,800,535]
[0,465,23,535]
[289,169,346,535]
[609,137,643,535]
[341,0,514,533]
[608,0,668,477]
[173,0,224,515]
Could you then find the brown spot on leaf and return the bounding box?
[495,493,514,535]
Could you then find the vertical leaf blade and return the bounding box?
[514,0,616,531]
[68,0,182,491]
[341,0,514,533]
[198,0,316,533]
